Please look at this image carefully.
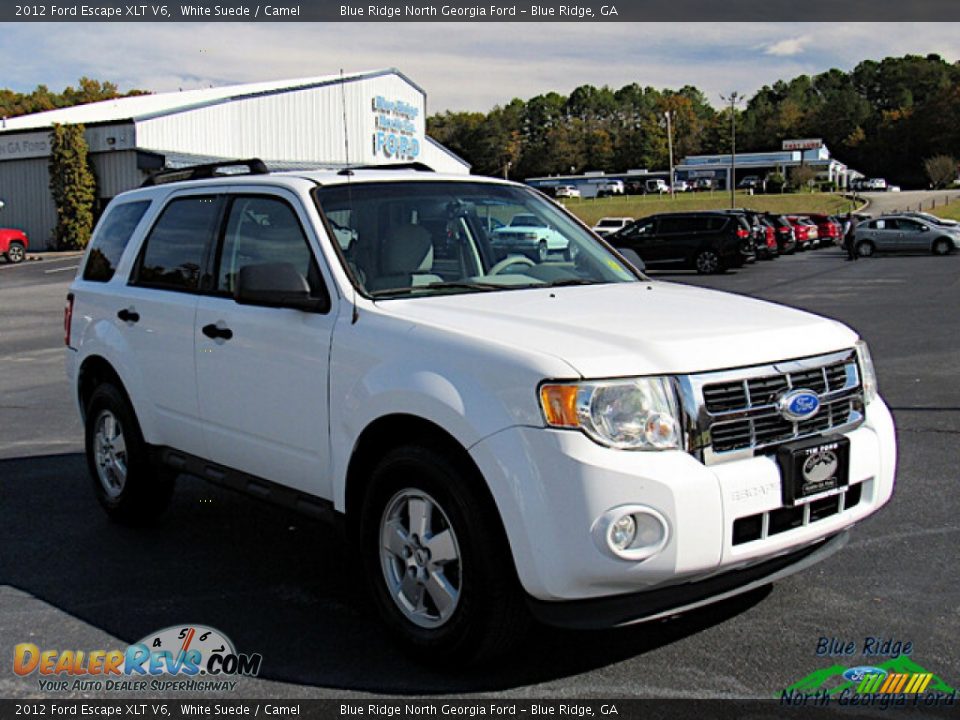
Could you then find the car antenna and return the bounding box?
[339,68,360,325]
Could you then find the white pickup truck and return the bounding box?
[65,163,896,662]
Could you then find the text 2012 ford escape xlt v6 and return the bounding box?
[65,161,896,662]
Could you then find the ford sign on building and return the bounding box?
[0,69,469,249]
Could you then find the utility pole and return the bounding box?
[665,110,675,199]
[721,92,743,209]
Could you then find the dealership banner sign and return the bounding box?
[6,0,960,21]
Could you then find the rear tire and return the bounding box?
[856,240,875,258]
[84,383,175,525]
[695,249,724,274]
[5,241,25,264]
[932,238,953,256]
[360,445,528,664]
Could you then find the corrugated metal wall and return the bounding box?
[135,75,426,166]
[0,157,57,249]
[0,150,142,250]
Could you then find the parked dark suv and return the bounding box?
[608,212,753,274]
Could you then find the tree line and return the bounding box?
[0,77,147,120]
[426,54,960,187]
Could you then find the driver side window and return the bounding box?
[216,195,325,298]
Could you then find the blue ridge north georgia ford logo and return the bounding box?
[779,388,821,421]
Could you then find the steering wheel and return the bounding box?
[488,255,537,276]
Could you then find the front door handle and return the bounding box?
[202,323,233,341]
[117,308,140,323]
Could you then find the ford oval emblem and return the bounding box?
[779,388,820,421]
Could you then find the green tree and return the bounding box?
[48,123,97,250]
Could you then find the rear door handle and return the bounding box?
[117,308,139,323]
[202,323,233,341]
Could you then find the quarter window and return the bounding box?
[134,196,221,292]
[83,201,151,282]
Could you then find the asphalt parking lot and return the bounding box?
[1,245,958,700]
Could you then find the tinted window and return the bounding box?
[706,216,728,231]
[658,216,698,234]
[217,195,324,298]
[134,196,220,292]
[83,201,150,282]
[897,219,923,231]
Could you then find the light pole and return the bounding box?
[665,110,674,199]
[720,92,743,209]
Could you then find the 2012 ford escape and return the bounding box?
[65,160,896,662]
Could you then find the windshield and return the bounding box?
[313,181,638,299]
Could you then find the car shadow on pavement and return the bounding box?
[2,453,769,695]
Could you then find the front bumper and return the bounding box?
[528,531,848,629]
[469,398,895,605]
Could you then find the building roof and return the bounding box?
[0,68,420,133]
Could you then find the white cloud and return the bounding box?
[763,35,813,57]
[0,22,959,113]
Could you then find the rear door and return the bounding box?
[194,188,337,497]
[123,192,223,457]
[654,216,697,264]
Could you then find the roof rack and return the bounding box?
[336,162,435,176]
[141,158,270,187]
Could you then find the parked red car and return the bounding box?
[785,216,818,251]
[805,214,842,247]
[0,227,28,264]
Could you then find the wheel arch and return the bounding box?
[77,355,132,423]
[343,414,504,540]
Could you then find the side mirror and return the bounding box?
[619,248,646,273]
[920,225,930,232]
[234,262,328,312]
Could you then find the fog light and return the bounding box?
[610,515,637,550]
[593,505,670,561]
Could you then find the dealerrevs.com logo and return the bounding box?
[14,625,262,693]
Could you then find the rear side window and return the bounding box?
[83,201,151,282]
[659,216,698,234]
[705,216,728,231]
[133,196,221,292]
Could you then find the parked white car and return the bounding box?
[554,185,580,199]
[65,162,896,663]
[492,213,572,261]
[592,216,634,237]
[671,181,690,193]
[596,180,625,196]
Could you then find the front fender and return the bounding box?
[328,309,574,510]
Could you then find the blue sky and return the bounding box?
[1,22,958,112]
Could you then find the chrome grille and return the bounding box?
[678,350,865,464]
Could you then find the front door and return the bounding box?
[194,190,337,498]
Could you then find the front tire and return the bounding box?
[5,241,25,264]
[360,445,528,663]
[932,238,953,256]
[84,383,174,524]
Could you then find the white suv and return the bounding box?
[65,161,896,662]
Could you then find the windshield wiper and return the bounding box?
[370,281,503,298]
[543,278,604,288]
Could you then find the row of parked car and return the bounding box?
[590,210,847,274]
[589,208,960,272]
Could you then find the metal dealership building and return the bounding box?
[0,69,469,249]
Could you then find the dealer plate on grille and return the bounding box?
[777,435,850,506]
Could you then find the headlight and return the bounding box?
[539,377,681,450]
[856,340,878,404]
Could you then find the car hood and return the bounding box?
[376,281,858,378]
